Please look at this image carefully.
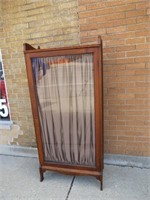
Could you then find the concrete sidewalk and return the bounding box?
[0,155,149,200]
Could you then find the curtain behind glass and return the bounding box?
[32,54,95,166]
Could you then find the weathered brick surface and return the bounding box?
[78,0,150,156]
[0,0,79,146]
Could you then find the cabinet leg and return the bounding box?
[96,175,103,191]
[39,167,44,182]
[100,178,103,191]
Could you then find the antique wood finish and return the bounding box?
[24,39,104,190]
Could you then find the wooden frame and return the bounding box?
[23,37,104,190]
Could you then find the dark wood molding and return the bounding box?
[23,43,36,51]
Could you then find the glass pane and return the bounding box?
[31,54,95,166]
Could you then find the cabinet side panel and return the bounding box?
[94,47,103,171]
[24,53,44,165]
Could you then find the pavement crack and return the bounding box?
[65,176,75,200]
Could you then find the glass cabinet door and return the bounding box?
[31,54,95,167]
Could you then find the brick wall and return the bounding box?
[0,0,79,146]
[78,0,150,156]
[0,0,149,156]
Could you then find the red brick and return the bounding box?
[118,136,135,141]
[103,71,116,77]
[109,121,126,126]
[116,70,135,76]
[107,26,126,34]
[116,45,136,52]
[88,16,107,23]
[146,37,150,42]
[106,13,126,20]
[126,38,145,44]
[104,65,126,72]
[136,44,150,50]
[135,57,150,63]
[127,23,147,31]
[126,63,145,69]
[114,4,136,12]
[135,30,150,37]
[135,82,150,87]
[135,94,150,99]
[147,8,150,15]
[79,5,86,11]
[96,8,114,16]
[104,58,134,65]
[106,52,125,59]
[86,2,106,10]
[135,69,150,75]
[79,10,96,18]
[81,36,98,43]
[105,1,126,7]
[107,18,136,28]
[104,39,125,47]
[126,87,149,94]
[80,24,97,31]
[103,47,116,53]
[108,99,125,105]
[80,31,88,37]
[103,33,134,41]
[136,2,149,9]
[126,9,146,18]
[126,50,146,57]
[137,16,150,23]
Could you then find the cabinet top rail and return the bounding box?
[23,43,102,54]
[23,36,102,54]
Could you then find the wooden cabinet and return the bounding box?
[24,38,104,190]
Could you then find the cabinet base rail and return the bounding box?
[39,165,103,190]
